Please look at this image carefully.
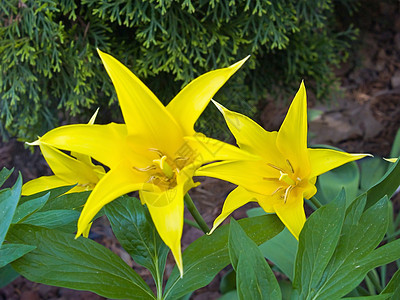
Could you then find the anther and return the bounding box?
[286,159,294,173]
[148,148,164,157]
[266,163,285,173]
[133,165,156,172]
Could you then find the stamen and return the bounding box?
[283,185,294,203]
[148,148,164,157]
[263,177,280,182]
[153,156,174,179]
[271,187,284,196]
[133,165,156,172]
[266,163,285,173]
[286,159,294,173]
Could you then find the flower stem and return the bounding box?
[184,193,210,234]
[309,196,323,209]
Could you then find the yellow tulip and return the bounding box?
[31,49,250,276]
[196,82,370,239]
[22,109,105,196]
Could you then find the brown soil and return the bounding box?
[1,1,400,299]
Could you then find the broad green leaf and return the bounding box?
[279,280,294,300]
[20,184,75,205]
[0,167,13,188]
[20,210,80,230]
[41,191,90,211]
[344,296,392,300]
[8,225,155,299]
[229,219,281,300]
[389,128,400,160]
[293,190,346,298]
[219,290,239,300]
[0,264,19,288]
[12,192,50,223]
[259,228,297,281]
[359,157,388,192]
[381,268,400,298]
[0,244,36,268]
[315,161,359,205]
[105,196,169,287]
[0,173,22,246]
[364,158,400,209]
[163,215,284,300]
[310,196,389,299]
[220,268,236,294]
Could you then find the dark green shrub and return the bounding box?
[0,0,358,140]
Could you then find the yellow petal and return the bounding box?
[273,189,306,240]
[97,49,183,148]
[39,144,100,184]
[209,186,257,235]
[212,100,281,162]
[76,163,149,237]
[308,148,370,178]
[22,175,70,196]
[140,187,185,277]
[196,160,279,195]
[276,81,310,178]
[37,123,130,169]
[166,56,250,135]
[183,135,258,165]
[384,158,398,163]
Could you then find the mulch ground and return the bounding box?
[1,1,400,299]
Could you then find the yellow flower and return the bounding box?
[32,49,249,276]
[22,109,105,196]
[196,82,369,239]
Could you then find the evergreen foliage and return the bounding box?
[1,0,358,140]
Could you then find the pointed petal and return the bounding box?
[273,189,306,240]
[384,158,397,163]
[97,49,183,147]
[209,186,257,234]
[38,123,131,169]
[276,81,310,177]
[88,108,99,125]
[22,175,69,196]
[76,163,149,237]
[39,144,100,184]
[196,160,280,195]
[167,56,250,135]
[309,148,370,178]
[183,135,258,165]
[141,187,184,277]
[212,100,282,162]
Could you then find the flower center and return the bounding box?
[133,148,190,191]
[264,159,302,203]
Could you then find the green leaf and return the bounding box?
[12,192,50,223]
[310,196,389,298]
[105,196,169,287]
[315,161,360,205]
[259,228,297,281]
[220,268,236,294]
[40,191,90,211]
[20,210,80,230]
[389,128,400,160]
[0,243,36,268]
[293,189,346,297]
[359,158,388,193]
[0,264,19,288]
[229,218,281,300]
[8,225,155,299]
[0,173,22,246]
[163,215,284,300]
[219,290,239,300]
[364,157,400,209]
[0,167,13,188]
[344,295,392,300]
[381,268,400,298]
[20,184,75,205]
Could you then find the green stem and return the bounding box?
[184,218,202,230]
[184,193,210,234]
[309,196,323,209]
[154,260,163,300]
